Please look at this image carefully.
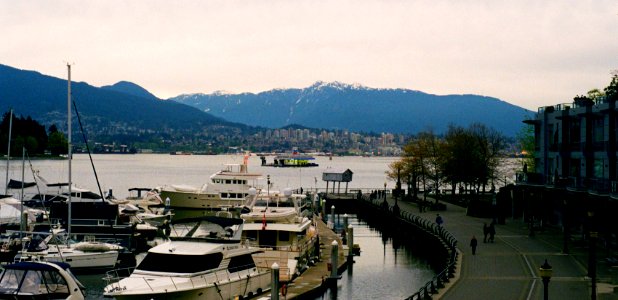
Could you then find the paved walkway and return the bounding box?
[383,196,618,300]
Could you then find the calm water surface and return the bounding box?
[2,154,397,199]
[1,154,435,299]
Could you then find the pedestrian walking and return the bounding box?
[483,223,489,243]
[489,221,496,243]
[470,235,478,255]
[435,214,443,227]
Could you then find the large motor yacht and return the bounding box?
[156,163,262,210]
[103,217,271,300]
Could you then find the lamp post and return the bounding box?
[539,259,552,300]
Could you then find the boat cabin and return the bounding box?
[0,261,84,299]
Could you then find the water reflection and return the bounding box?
[314,213,434,299]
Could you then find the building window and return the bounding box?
[594,159,605,178]
[569,119,581,144]
[593,117,604,143]
[570,159,580,177]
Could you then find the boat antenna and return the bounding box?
[71,100,106,201]
[4,108,12,195]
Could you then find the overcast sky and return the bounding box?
[2,0,617,110]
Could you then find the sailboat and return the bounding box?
[15,65,122,271]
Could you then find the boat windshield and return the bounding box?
[0,267,70,296]
[137,253,223,273]
[252,196,296,208]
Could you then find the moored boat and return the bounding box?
[0,261,85,299]
[15,231,122,271]
[103,217,271,300]
[240,188,317,282]
[156,162,262,210]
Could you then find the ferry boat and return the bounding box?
[0,261,85,299]
[260,148,319,168]
[156,162,262,210]
[240,188,317,282]
[103,217,271,300]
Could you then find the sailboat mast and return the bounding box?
[4,109,12,194]
[67,64,72,238]
[20,147,25,236]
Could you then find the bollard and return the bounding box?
[343,214,348,231]
[321,199,326,220]
[330,205,335,227]
[271,263,280,300]
[313,193,318,212]
[330,240,338,279]
[347,224,354,259]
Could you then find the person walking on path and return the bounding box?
[436,214,444,227]
[470,236,478,255]
[488,221,496,243]
[483,223,489,243]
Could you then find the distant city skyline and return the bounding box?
[2,0,617,111]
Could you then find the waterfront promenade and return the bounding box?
[382,196,618,300]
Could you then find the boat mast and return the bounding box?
[4,109,12,194]
[67,64,72,239]
[20,147,25,237]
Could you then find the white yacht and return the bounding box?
[240,188,317,282]
[0,261,85,299]
[103,217,271,300]
[15,232,122,271]
[157,163,262,209]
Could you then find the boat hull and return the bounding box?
[159,190,244,209]
[106,270,271,300]
[19,250,119,270]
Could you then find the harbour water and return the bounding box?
[1,154,435,298]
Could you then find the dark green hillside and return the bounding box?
[0,64,244,132]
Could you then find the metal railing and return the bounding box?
[358,195,458,300]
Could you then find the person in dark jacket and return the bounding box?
[470,236,478,255]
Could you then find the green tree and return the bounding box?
[604,74,618,102]
[0,112,48,156]
[47,124,68,156]
[389,130,445,201]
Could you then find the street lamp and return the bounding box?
[539,259,552,300]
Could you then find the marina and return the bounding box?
[0,154,439,299]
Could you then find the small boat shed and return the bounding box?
[322,169,353,194]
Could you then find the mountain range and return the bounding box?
[0,64,531,139]
[0,64,243,136]
[172,82,531,136]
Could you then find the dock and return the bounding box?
[282,217,347,299]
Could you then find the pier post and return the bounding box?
[347,224,354,261]
[330,240,339,279]
[271,262,280,300]
[321,199,326,221]
[329,205,335,229]
[343,214,348,231]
